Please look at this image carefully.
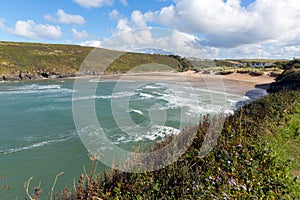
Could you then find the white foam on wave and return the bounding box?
[72,91,135,101]
[142,85,162,90]
[15,84,61,90]
[89,79,136,83]
[0,84,72,95]
[139,93,153,99]
[0,137,73,155]
[130,109,144,115]
[113,125,181,144]
[149,84,245,117]
[0,130,78,155]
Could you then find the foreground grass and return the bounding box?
[264,103,300,176]
[33,91,300,199]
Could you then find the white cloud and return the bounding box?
[133,0,300,49]
[282,46,300,58]
[72,28,89,39]
[73,0,113,8]
[80,40,102,47]
[103,28,209,58]
[119,0,128,6]
[112,10,153,34]
[115,19,132,33]
[0,19,5,29]
[10,20,62,39]
[131,10,147,28]
[44,9,85,25]
[109,9,121,20]
[208,44,300,59]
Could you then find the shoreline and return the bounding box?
[1,70,275,96]
[72,70,275,95]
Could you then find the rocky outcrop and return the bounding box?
[267,69,300,92]
[0,70,79,82]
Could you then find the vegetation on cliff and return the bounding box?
[1,41,299,198]
[268,59,300,92]
[105,52,190,73]
[0,42,192,80]
[19,91,300,199]
[0,42,92,80]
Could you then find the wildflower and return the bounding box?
[216,176,222,182]
[228,178,236,186]
[222,192,229,198]
[241,184,247,191]
[236,144,243,148]
[193,185,199,190]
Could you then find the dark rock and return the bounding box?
[268,69,300,93]
[40,72,49,78]
[25,74,32,80]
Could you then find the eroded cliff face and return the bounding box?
[0,70,78,81]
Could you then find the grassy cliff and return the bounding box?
[0,41,92,79]
[0,41,189,80]
[106,52,182,73]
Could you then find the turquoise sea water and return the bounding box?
[0,79,261,199]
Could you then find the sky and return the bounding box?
[0,0,300,59]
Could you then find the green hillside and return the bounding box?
[0,41,190,80]
[107,52,180,73]
[0,41,92,78]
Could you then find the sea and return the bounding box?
[0,79,266,199]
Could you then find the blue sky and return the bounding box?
[0,0,299,59]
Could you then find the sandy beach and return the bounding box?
[82,70,275,95]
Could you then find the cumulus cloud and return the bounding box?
[72,28,88,39]
[109,9,121,20]
[115,19,132,33]
[103,28,208,58]
[131,10,148,28]
[44,9,85,25]
[208,44,300,59]
[112,10,154,33]
[132,0,300,48]
[9,20,62,39]
[73,0,113,8]
[80,40,102,47]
